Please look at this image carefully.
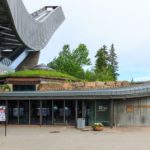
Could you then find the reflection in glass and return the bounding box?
[31,101,40,125]
[42,101,52,125]
[8,101,18,124]
[53,101,64,124]
[96,100,110,126]
[19,101,29,124]
[85,101,95,125]
[0,101,5,106]
[65,101,75,125]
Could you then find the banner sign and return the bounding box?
[0,106,6,122]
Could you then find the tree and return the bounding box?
[95,66,114,81]
[94,44,119,81]
[95,45,109,73]
[47,44,91,79]
[48,44,72,72]
[84,69,97,81]
[72,44,91,66]
[109,44,119,81]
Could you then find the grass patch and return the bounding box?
[0,70,79,81]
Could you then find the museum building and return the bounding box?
[1,75,150,127]
[1,0,150,127]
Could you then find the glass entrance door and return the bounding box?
[96,100,110,126]
[42,101,52,125]
[65,100,75,125]
[53,101,64,124]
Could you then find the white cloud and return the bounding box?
[134,77,150,82]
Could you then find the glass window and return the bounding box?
[19,101,29,124]
[13,85,36,91]
[31,101,40,125]
[42,101,52,125]
[85,100,95,125]
[96,100,110,126]
[8,101,18,124]
[53,101,64,124]
[65,100,75,125]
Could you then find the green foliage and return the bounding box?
[94,44,119,81]
[95,67,114,81]
[0,70,79,81]
[95,45,109,72]
[84,70,97,81]
[47,43,119,82]
[109,44,119,81]
[48,44,91,79]
[72,44,91,66]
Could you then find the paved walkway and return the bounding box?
[1,125,150,150]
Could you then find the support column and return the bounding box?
[82,100,86,118]
[95,100,96,122]
[40,100,42,126]
[64,100,66,124]
[17,100,19,124]
[110,99,114,128]
[52,100,54,125]
[75,100,78,125]
[29,100,31,125]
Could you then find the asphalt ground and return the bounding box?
[0,125,150,150]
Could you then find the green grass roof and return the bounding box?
[0,70,79,81]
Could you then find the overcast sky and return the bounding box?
[23,0,150,81]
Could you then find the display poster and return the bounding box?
[0,106,6,122]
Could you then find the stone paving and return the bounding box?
[0,125,150,150]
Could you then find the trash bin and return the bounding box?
[77,118,85,129]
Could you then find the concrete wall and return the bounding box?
[114,97,150,126]
[16,51,40,70]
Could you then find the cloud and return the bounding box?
[134,76,150,82]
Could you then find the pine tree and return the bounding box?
[109,44,119,81]
[95,45,114,81]
[95,45,109,72]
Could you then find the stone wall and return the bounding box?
[38,81,131,91]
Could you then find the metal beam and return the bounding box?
[0,25,12,31]
[0,31,15,37]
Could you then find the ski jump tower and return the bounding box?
[0,0,65,71]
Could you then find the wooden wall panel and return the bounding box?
[115,98,150,126]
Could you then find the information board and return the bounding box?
[0,106,6,122]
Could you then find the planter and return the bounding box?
[93,126,103,131]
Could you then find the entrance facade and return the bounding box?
[0,100,111,126]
